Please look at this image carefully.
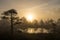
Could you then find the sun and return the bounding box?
[25,13,34,22]
[26,14,33,22]
[27,14,33,21]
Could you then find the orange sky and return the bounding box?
[0,0,60,21]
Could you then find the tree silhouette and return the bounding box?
[1,9,17,39]
[57,18,60,25]
[48,19,56,33]
[20,17,28,29]
[56,18,60,33]
[52,23,56,33]
[39,20,45,33]
[33,20,39,28]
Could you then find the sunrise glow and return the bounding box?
[25,13,35,22]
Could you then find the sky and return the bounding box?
[0,0,60,21]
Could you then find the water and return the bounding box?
[18,28,49,34]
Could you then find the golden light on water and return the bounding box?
[27,28,35,33]
[18,28,49,34]
[26,28,49,34]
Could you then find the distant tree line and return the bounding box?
[0,9,60,35]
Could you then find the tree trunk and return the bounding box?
[11,13,13,40]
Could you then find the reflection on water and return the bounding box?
[26,28,49,34]
[18,28,49,34]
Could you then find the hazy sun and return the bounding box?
[27,14,33,20]
[25,13,34,22]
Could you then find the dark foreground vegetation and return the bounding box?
[0,32,60,40]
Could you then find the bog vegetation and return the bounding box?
[0,9,60,40]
